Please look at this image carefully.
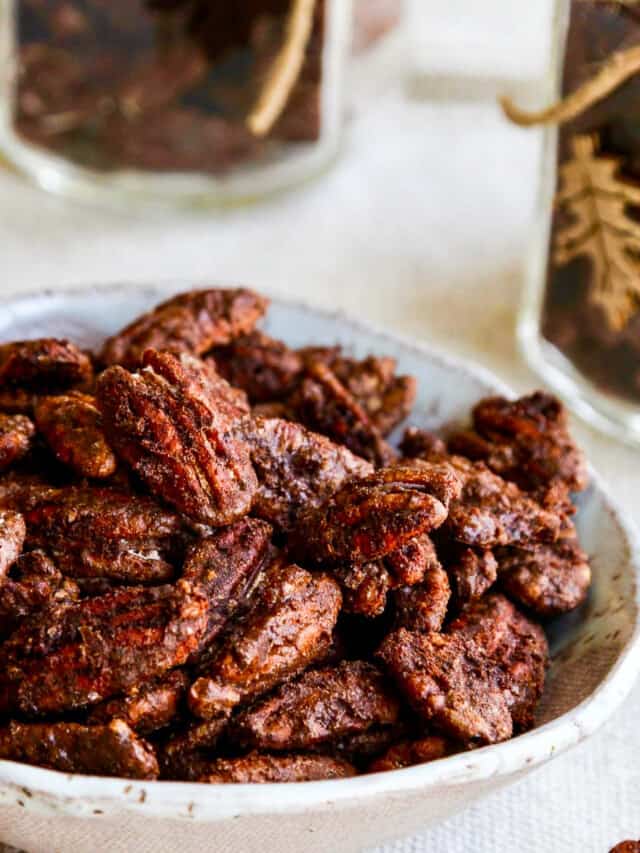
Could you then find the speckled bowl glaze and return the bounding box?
[0,283,638,853]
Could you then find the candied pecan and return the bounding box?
[87,670,189,734]
[291,463,460,567]
[0,550,78,640]
[610,844,640,853]
[100,288,268,369]
[159,717,232,781]
[0,338,92,393]
[0,580,208,715]
[0,414,35,471]
[497,538,592,618]
[239,416,372,533]
[97,350,257,526]
[289,360,395,466]
[0,719,158,779]
[448,392,589,493]
[334,561,393,618]
[319,725,409,767]
[386,533,441,586]
[189,562,341,720]
[377,629,513,746]
[34,392,117,479]
[368,736,456,773]
[195,751,356,784]
[22,485,184,582]
[327,354,417,437]
[448,593,549,732]
[182,517,274,653]
[0,473,62,513]
[210,331,303,403]
[393,564,451,633]
[445,457,562,549]
[233,661,401,751]
[400,427,447,461]
[0,510,26,579]
[441,543,498,606]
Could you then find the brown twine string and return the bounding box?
[247,0,317,137]
[500,44,640,127]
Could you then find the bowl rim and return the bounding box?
[0,281,639,822]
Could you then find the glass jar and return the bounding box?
[0,0,352,206]
[517,0,640,444]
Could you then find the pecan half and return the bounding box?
[232,661,401,751]
[159,717,231,781]
[289,360,395,467]
[0,550,78,641]
[0,510,26,579]
[100,287,268,369]
[0,719,159,779]
[0,414,35,472]
[368,736,456,773]
[239,416,372,533]
[210,331,303,403]
[441,542,498,606]
[448,392,588,493]
[377,628,513,746]
[291,463,460,567]
[87,669,190,734]
[189,562,342,720]
[97,350,257,526]
[195,751,356,784]
[393,563,451,633]
[0,580,208,715]
[448,593,549,731]
[497,538,592,618]
[34,392,117,478]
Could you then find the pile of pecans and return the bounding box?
[0,287,592,783]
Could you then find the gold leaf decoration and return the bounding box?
[553,133,640,330]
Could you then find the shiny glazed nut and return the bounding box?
[0,719,159,779]
[87,669,190,734]
[34,392,117,478]
[0,338,92,392]
[211,331,303,403]
[97,349,257,526]
[0,414,35,472]
[100,288,268,368]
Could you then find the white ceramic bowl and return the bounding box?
[0,284,639,853]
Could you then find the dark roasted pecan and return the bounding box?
[290,360,395,466]
[100,288,268,369]
[386,533,441,585]
[448,593,549,731]
[291,463,460,567]
[97,349,257,526]
[0,510,26,579]
[448,392,589,493]
[0,550,78,640]
[497,538,592,618]
[34,392,117,478]
[325,353,417,437]
[334,561,393,618]
[195,751,356,784]
[0,338,92,394]
[182,517,274,654]
[0,580,208,715]
[445,457,562,549]
[159,717,231,781]
[442,543,498,606]
[400,427,447,461]
[377,628,513,746]
[239,416,372,533]
[368,736,456,773]
[189,562,341,720]
[0,719,159,779]
[610,844,640,853]
[232,661,400,751]
[210,331,303,403]
[393,563,451,633]
[0,414,35,471]
[87,669,189,734]
[22,485,185,582]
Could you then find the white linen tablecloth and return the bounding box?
[0,32,638,853]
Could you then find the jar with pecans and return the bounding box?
[0,0,353,205]
[506,0,640,443]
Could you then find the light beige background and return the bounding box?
[0,34,638,853]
